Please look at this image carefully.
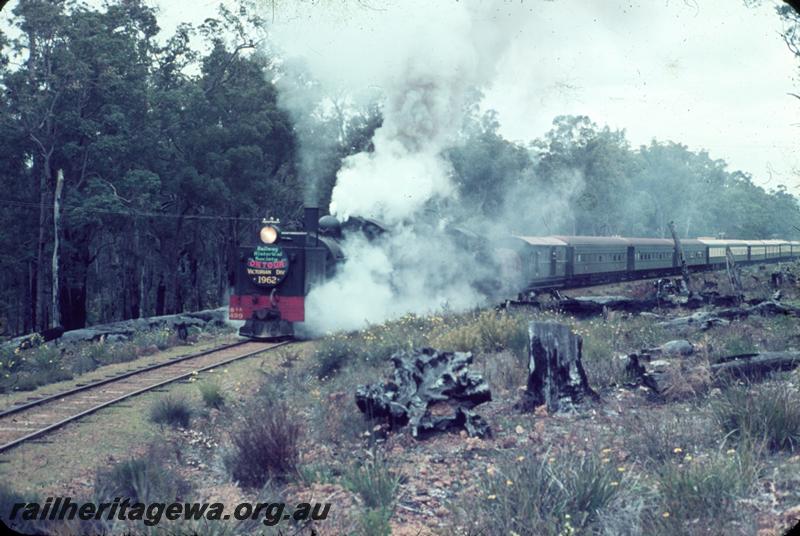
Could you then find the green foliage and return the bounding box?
[0,329,190,394]
[313,311,528,380]
[429,310,528,357]
[623,411,717,466]
[226,401,301,488]
[465,451,640,536]
[0,482,37,521]
[313,314,432,379]
[0,0,307,335]
[149,394,193,428]
[357,507,393,536]
[94,448,191,504]
[342,455,400,510]
[712,382,800,452]
[0,343,72,392]
[198,381,225,409]
[654,448,760,526]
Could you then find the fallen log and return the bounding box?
[552,295,657,316]
[623,352,710,399]
[517,321,598,412]
[659,299,800,330]
[626,350,800,397]
[657,311,730,330]
[710,351,800,378]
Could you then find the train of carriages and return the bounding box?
[229,207,800,339]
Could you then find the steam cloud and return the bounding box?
[269,1,535,333]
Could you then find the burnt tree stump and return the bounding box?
[355,348,492,439]
[517,322,597,413]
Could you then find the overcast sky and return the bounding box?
[3,0,799,192]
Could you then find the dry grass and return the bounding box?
[226,400,302,488]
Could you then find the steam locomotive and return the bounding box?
[230,207,799,339]
[229,207,384,338]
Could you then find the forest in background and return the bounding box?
[0,0,798,336]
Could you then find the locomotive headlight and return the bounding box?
[259,225,280,244]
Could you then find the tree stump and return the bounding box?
[517,322,597,413]
[355,348,492,439]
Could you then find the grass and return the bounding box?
[342,454,400,509]
[149,394,193,428]
[711,381,800,452]
[357,507,393,536]
[313,310,529,380]
[94,447,192,504]
[198,381,225,409]
[652,447,760,534]
[623,409,717,466]
[342,454,400,536]
[0,483,38,531]
[226,400,302,488]
[464,451,642,536]
[0,325,235,394]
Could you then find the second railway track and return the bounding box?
[0,339,291,455]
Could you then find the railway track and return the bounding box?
[0,339,291,454]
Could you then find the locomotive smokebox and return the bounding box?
[304,206,319,245]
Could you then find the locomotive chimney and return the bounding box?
[305,206,319,245]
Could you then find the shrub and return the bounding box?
[341,455,400,509]
[0,482,36,520]
[463,451,640,536]
[358,507,392,536]
[711,381,800,452]
[149,394,193,428]
[227,401,301,487]
[315,336,354,379]
[94,449,191,504]
[428,310,527,357]
[198,381,225,409]
[478,350,529,393]
[623,411,716,465]
[654,448,760,526]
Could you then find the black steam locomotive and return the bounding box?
[229,207,384,338]
[230,207,799,339]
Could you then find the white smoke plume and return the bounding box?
[268,1,533,333]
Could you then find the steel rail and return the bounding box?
[0,340,291,454]
[0,339,255,419]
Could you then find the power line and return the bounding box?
[0,197,266,222]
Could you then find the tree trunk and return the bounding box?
[156,278,166,316]
[139,263,146,318]
[35,158,52,331]
[517,321,597,413]
[668,220,692,294]
[51,169,63,328]
[725,246,744,300]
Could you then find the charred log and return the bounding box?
[624,352,711,399]
[517,321,598,413]
[355,348,492,439]
[659,300,800,330]
[710,351,800,379]
[626,350,800,397]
